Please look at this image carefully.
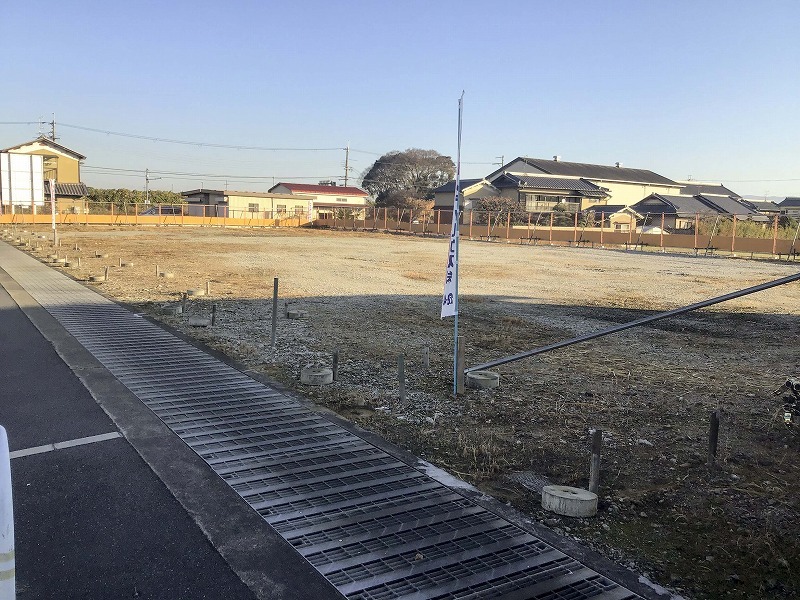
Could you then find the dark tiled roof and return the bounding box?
[780,197,800,207]
[741,199,781,212]
[585,205,627,214]
[632,194,717,215]
[43,181,89,197]
[633,193,767,219]
[492,174,608,197]
[517,157,679,186]
[697,195,759,216]
[270,182,367,196]
[680,183,741,198]
[433,178,483,193]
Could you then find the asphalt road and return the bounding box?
[0,269,341,600]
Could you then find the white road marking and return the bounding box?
[9,432,122,459]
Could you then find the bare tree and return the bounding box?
[361,149,455,208]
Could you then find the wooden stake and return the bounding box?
[211,304,217,326]
[332,349,339,381]
[589,429,602,494]
[398,354,406,402]
[708,410,720,467]
[422,344,430,370]
[270,277,278,348]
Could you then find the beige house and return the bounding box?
[486,157,681,207]
[433,156,680,215]
[433,179,501,210]
[181,189,313,218]
[1,136,89,213]
[268,182,369,219]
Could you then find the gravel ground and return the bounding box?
[10,224,800,599]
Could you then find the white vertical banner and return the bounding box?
[441,93,464,319]
[49,178,56,230]
[440,206,459,317]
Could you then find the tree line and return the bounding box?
[84,188,183,212]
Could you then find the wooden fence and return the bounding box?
[1,205,797,258]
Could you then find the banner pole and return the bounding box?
[453,93,464,395]
[440,92,464,396]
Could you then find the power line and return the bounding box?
[57,122,345,152]
[83,164,339,180]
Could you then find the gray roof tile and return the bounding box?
[492,174,608,197]
[517,157,678,186]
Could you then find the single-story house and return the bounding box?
[630,193,764,230]
[739,199,782,216]
[779,197,800,218]
[583,204,640,231]
[432,178,499,210]
[181,189,314,219]
[268,182,370,219]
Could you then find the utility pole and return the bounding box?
[49,113,57,142]
[145,169,161,204]
[494,155,504,168]
[344,145,350,187]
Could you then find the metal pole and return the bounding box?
[452,93,464,396]
[456,336,465,395]
[270,277,278,347]
[467,271,800,373]
[0,426,14,600]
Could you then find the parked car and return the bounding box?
[139,205,183,215]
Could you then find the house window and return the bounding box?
[248,203,259,212]
[336,197,348,203]
[294,206,304,216]
[276,204,286,214]
[43,155,58,181]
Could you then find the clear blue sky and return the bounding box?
[2,0,799,198]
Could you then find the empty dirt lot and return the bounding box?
[11,225,800,599]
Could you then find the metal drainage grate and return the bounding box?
[0,244,640,600]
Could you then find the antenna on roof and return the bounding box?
[553,155,561,162]
[49,113,58,142]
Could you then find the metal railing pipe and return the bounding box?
[0,425,14,599]
[466,271,800,373]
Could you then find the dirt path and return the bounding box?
[13,225,800,599]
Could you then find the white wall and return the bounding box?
[0,153,44,207]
